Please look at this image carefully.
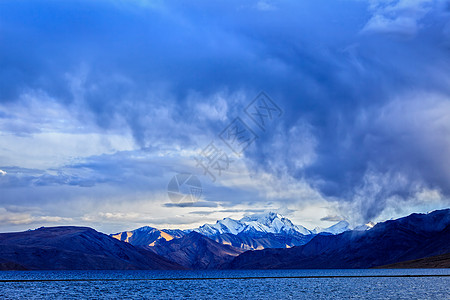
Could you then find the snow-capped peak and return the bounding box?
[213,217,245,235]
[136,226,157,232]
[194,212,312,236]
[325,220,350,234]
[312,221,350,235]
[241,212,282,224]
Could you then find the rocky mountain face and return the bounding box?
[194,212,312,236]
[0,226,184,270]
[111,226,186,247]
[145,232,244,269]
[209,232,314,250]
[226,209,450,269]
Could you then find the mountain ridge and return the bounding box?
[145,231,244,269]
[226,209,450,269]
[111,211,354,250]
[0,226,184,270]
[0,209,449,270]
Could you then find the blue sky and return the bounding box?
[0,0,449,233]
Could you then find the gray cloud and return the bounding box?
[188,208,267,215]
[0,0,449,229]
[163,201,219,208]
[320,215,345,222]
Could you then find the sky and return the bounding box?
[0,0,449,233]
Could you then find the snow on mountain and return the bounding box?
[312,221,351,235]
[323,220,350,234]
[114,212,359,250]
[194,212,312,237]
[354,222,376,231]
[214,217,246,235]
[241,212,312,235]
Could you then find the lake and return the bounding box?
[0,269,449,299]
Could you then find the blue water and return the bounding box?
[0,269,449,299]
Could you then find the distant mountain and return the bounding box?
[209,232,314,250]
[1,210,448,271]
[0,226,183,270]
[226,209,450,269]
[312,221,351,235]
[195,212,312,236]
[146,232,244,269]
[112,212,356,250]
[111,226,186,247]
[192,212,357,249]
[192,212,316,249]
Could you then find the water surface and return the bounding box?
[0,269,449,299]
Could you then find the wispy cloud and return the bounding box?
[362,0,434,36]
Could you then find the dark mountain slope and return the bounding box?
[0,226,184,270]
[210,232,315,250]
[375,252,450,268]
[111,226,183,247]
[147,232,244,269]
[227,209,450,269]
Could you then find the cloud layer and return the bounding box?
[0,0,449,232]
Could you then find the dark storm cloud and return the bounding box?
[1,0,449,222]
[163,201,219,208]
[320,215,345,222]
[188,209,264,215]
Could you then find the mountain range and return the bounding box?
[0,226,183,270]
[111,226,185,247]
[111,212,354,250]
[0,209,449,270]
[227,209,450,269]
[145,231,244,269]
